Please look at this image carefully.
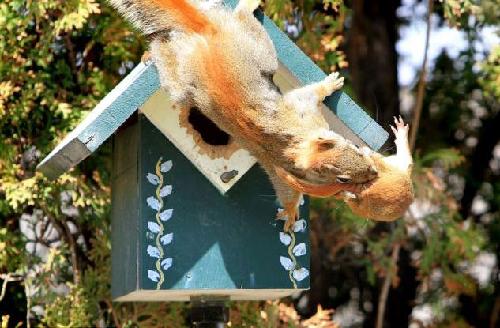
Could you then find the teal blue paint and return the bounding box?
[138,117,310,293]
[179,243,238,289]
[78,64,160,152]
[111,122,140,299]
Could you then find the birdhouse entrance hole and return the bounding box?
[188,107,230,146]
[179,106,239,160]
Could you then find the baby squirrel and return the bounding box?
[277,117,414,221]
[344,117,413,220]
[108,0,378,230]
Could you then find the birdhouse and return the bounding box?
[37,0,388,302]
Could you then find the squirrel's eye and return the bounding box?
[336,176,352,184]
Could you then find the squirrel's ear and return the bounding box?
[315,138,336,152]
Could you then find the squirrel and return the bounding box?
[276,116,414,221]
[344,116,414,220]
[108,0,378,230]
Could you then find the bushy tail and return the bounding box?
[108,0,215,36]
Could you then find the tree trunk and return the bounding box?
[346,0,401,134]
[460,110,500,220]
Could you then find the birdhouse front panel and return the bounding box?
[112,115,310,301]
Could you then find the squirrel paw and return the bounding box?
[390,116,409,138]
[325,72,345,91]
[141,51,152,64]
[277,205,299,232]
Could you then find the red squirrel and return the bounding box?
[277,117,414,221]
[108,0,378,230]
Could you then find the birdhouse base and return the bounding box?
[115,289,300,302]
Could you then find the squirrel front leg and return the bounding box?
[265,166,302,232]
[391,116,413,172]
[313,72,345,100]
[283,72,344,115]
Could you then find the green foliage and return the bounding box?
[43,283,96,328]
[0,0,498,327]
[440,0,480,27]
[0,228,24,273]
[265,0,349,72]
[419,148,465,170]
[480,44,500,100]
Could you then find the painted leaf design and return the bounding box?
[279,232,291,246]
[292,268,310,282]
[160,185,172,197]
[159,209,173,222]
[147,245,160,258]
[147,197,161,211]
[161,258,173,270]
[293,243,307,256]
[279,256,294,271]
[160,160,173,173]
[146,173,160,185]
[148,270,160,282]
[160,233,173,245]
[148,221,161,234]
[293,219,307,233]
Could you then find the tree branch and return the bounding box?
[42,209,82,285]
[375,243,401,328]
[409,0,433,151]
[0,273,24,303]
[460,110,500,219]
[374,3,432,323]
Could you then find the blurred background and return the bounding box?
[0,0,498,327]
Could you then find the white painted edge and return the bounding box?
[37,63,152,176]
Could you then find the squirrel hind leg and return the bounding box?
[266,166,302,232]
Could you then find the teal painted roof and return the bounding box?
[38,0,388,179]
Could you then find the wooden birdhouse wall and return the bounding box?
[111,115,310,301]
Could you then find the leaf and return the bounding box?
[147,197,161,211]
[280,256,294,271]
[293,268,309,281]
[148,270,160,282]
[293,220,307,233]
[161,258,173,270]
[160,185,172,197]
[146,173,160,185]
[148,221,161,234]
[279,232,291,246]
[420,148,464,170]
[293,243,307,256]
[147,245,160,258]
[160,160,173,173]
[159,209,173,222]
[160,233,173,245]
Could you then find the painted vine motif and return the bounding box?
[145,157,174,289]
[278,197,309,288]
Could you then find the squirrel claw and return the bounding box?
[277,205,299,232]
[391,116,409,137]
